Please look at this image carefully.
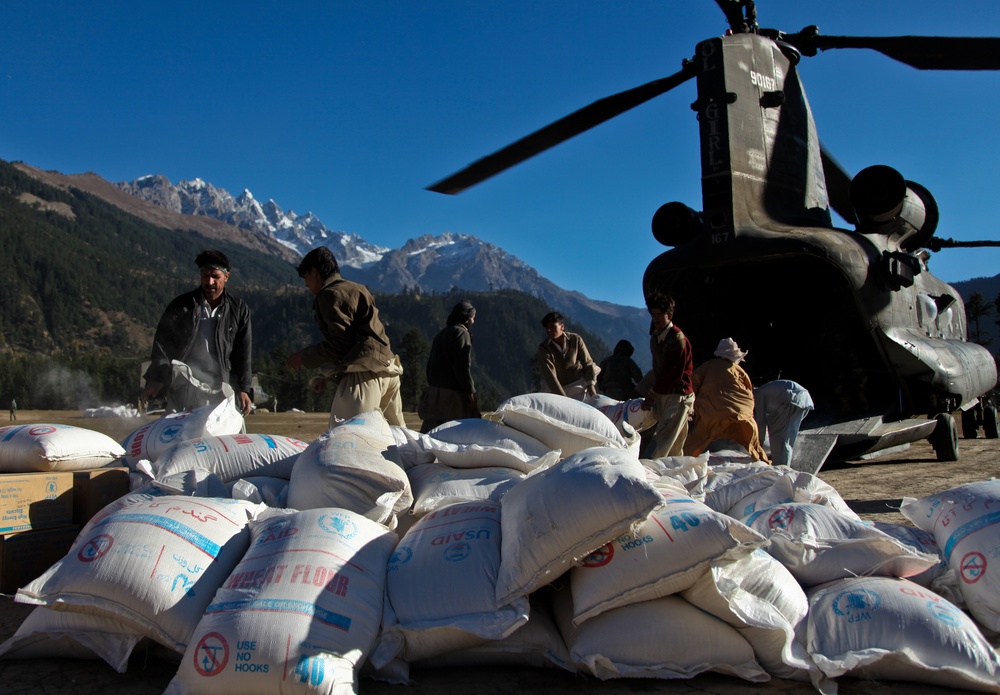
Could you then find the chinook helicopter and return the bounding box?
[427,0,1000,473]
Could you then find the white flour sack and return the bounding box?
[165,507,397,695]
[702,462,785,514]
[151,433,308,482]
[422,418,553,472]
[0,606,143,673]
[0,423,125,472]
[901,479,1000,631]
[374,501,528,666]
[287,411,412,528]
[407,462,524,515]
[872,520,948,589]
[805,576,1000,692]
[495,446,662,606]
[492,393,631,458]
[552,585,767,682]
[119,398,245,469]
[16,496,264,652]
[726,468,860,523]
[680,549,817,682]
[569,489,767,624]
[640,454,710,501]
[744,502,940,587]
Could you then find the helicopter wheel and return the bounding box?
[929,413,959,462]
[984,406,1000,439]
[962,408,980,439]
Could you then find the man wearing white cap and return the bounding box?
[684,337,769,462]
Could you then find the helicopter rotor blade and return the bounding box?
[786,30,1000,70]
[927,238,1000,252]
[819,144,856,226]
[428,62,696,195]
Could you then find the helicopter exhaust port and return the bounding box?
[651,201,704,247]
[849,164,940,251]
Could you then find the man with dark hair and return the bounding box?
[419,299,480,433]
[639,292,695,457]
[141,249,253,415]
[597,339,643,400]
[286,246,404,427]
[536,311,600,400]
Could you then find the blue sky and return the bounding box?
[3,1,999,308]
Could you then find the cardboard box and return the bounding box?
[0,524,80,593]
[0,471,74,534]
[73,467,130,526]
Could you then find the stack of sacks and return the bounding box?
[167,507,397,695]
[548,476,776,683]
[287,411,412,529]
[0,423,125,472]
[583,394,656,436]
[119,398,245,485]
[491,393,638,458]
[744,502,940,587]
[15,495,266,654]
[138,433,308,505]
[568,479,768,623]
[804,576,1000,691]
[902,480,1000,631]
[373,501,528,670]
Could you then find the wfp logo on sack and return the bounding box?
[388,545,413,572]
[318,512,358,540]
[832,588,881,624]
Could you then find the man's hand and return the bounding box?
[286,352,303,371]
[237,391,253,416]
[141,381,163,406]
[640,392,655,411]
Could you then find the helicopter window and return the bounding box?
[916,294,938,333]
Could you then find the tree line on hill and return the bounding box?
[0,159,609,413]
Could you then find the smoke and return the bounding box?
[33,365,102,410]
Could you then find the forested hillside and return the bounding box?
[0,160,608,412]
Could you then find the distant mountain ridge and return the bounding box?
[114,172,653,367]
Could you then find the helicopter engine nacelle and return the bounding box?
[849,165,939,252]
[651,201,704,247]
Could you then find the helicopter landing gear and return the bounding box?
[930,413,959,462]
[985,406,1000,439]
[962,408,979,439]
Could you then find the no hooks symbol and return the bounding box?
[961,551,987,584]
[193,632,230,677]
[78,534,113,562]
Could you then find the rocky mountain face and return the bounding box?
[115,174,653,367]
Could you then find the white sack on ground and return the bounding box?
[640,453,710,501]
[552,585,768,682]
[407,462,525,515]
[901,479,1000,631]
[16,496,264,652]
[413,593,574,672]
[745,502,940,587]
[119,398,244,469]
[680,549,819,682]
[0,606,143,673]
[570,488,767,624]
[702,462,785,514]
[166,507,397,695]
[0,423,125,472]
[227,476,289,507]
[423,418,553,472]
[872,520,948,589]
[373,501,528,666]
[805,576,1000,693]
[492,393,631,458]
[151,433,307,482]
[495,446,662,607]
[726,467,860,522]
[287,411,412,528]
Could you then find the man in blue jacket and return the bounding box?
[141,249,253,415]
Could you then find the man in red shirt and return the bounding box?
[640,293,695,458]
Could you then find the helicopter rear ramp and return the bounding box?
[792,416,938,474]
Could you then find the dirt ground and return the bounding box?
[0,410,996,694]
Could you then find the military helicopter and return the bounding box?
[427,0,1000,473]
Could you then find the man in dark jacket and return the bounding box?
[286,247,404,427]
[141,249,253,415]
[640,293,695,457]
[420,300,480,432]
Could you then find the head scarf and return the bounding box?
[714,337,748,363]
